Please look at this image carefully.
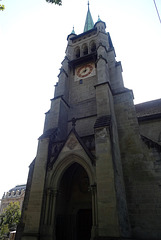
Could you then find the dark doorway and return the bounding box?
[77,209,92,240]
[55,163,92,240]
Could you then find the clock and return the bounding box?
[75,63,96,81]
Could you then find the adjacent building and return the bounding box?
[0,185,26,214]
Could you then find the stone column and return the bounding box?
[40,189,58,240]
[49,189,58,240]
[50,189,58,226]
[44,189,51,225]
[90,184,98,239]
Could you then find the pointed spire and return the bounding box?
[83,1,94,32]
[97,15,101,22]
[71,26,75,34]
[67,26,77,41]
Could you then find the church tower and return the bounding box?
[16,3,161,240]
[18,4,131,240]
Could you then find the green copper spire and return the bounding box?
[97,15,101,22]
[71,26,75,34]
[83,1,94,32]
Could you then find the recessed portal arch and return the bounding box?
[55,162,92,240]
[50,154,95,189]
[43,155,97,240]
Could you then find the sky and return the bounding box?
[0,0,161,200]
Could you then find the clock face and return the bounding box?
[77,64,93,78]
[75,63,95,81]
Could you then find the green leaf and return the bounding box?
[0,202,21,237]
[0,223,9,238]
[0,4,5,11]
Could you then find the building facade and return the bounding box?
[16,5,161,240]
[0,185,26,214]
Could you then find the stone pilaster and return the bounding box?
[22,138,49,240]
[95,126,120,237]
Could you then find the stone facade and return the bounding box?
[0,185,26,214]
[16,8,161,240]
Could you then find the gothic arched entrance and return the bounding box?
[55,163,92,240]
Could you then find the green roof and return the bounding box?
[83,2,94,32]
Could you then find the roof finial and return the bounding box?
[97,15,101,22]
[72,118,77,128]
[71,26,75,34]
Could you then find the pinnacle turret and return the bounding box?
[71,26,75,34]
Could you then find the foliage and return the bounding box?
[0,5,5,11]
[0,202,21,238]
[0,223,9,239]
[0,0,5,11]
[46,0,62,5]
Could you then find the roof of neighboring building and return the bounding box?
[135,99,161,118]
[9,184,26,193]
[1,185,26,200]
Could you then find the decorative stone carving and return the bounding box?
[95,128,108,139]
[66,136,78,150]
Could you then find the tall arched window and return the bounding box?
[74,47,80,58]
[90,41,96,53]
[82,44,88,55]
